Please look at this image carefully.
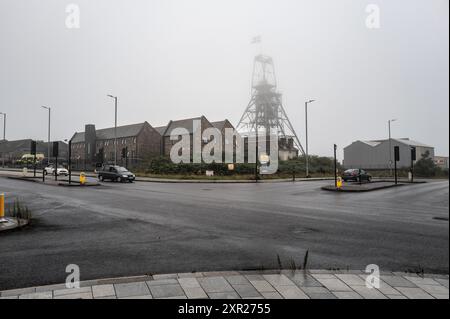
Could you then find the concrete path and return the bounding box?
[1,270,448,299]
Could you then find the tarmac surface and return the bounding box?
[0,176,448,290]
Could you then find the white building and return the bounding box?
[343,138,434,169]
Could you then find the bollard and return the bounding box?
[80,172,86,185]
[0,193,6,222]
[336,177,343,190]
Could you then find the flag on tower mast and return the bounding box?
[251,35,261,44]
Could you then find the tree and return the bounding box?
[414,150,436,177]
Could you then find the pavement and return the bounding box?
[0,176,448,291]
[322,181,408,192]
[0,269,448,299]
[0,168,333,183]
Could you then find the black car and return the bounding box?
[342,169,372,182]
[97,165,135,183]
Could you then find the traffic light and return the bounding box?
[30,141,37,155]
[394,146,400,162]
[411,147,416,161]
[52,141,59,157]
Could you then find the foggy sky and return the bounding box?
[0,0,448,159]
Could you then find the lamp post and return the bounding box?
[107,95,118,166]
[41,106,51,165]
[388,118,397,175]
[0,112,6,168]
[305,99,315,178]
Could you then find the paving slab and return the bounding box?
[435,278,449,288]
[178,277,201,289]
[1,287,36,297]
[198,276,234,293]
[260,291,283,299]
[54,292,93,299]
[416,284,449,295]
[336,274,366,286]
[387,295,408,299]
[208,292,240,299]
[380,275,418,288]
[152,273,178,280]
[376,281,403,295]
[249,280,277,293]
[18,291,53,299]
[263,274,296,286]
[120,295,153,299]
[177,272,204,278]
[92,284,116,298]
[231,284,262,298]
[350,286,388,299]
[332,291,363,299]
[149,284,185,299]
[308,293,337,299]
[275,285,309,299]
[147,279,178,286]
[225,275,250,285]
[182,287,208,299]
[245,274,265,281]
[404,276,441,286]
[114,282,150,298]
[288,274,323,287]
[35,283,67,292]
[395,287,434,299]
[314,278,353,292]
[53,287,92,296]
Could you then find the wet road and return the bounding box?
[0,177,448,290]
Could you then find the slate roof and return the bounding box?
[154,126,168,136]
[71,123,147,143]
[210,120,234,131]
[163,116,206,136]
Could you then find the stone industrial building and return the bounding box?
[160,116,215,158]
[69,114,300,169]
[69,116,239,168]
[343,138,435,169]
[70,122,161,169]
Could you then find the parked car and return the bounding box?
[97,165,135,183]
[44,165,69,176]
[342,169,372,182]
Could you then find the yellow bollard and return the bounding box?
[336,177,343,189]
[0,193,4,218]
[80,172,86,185]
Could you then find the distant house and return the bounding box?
[343,138,434,169]
[70,122,161,169]
[434,156,449,170]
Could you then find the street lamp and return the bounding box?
[0,112,6,141]
[0,112,6,168]
[305,99,315,178]
[107,95,118,166]
[41,106,51,165]
[388,118,397,175]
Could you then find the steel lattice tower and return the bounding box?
[236,55,305,156]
